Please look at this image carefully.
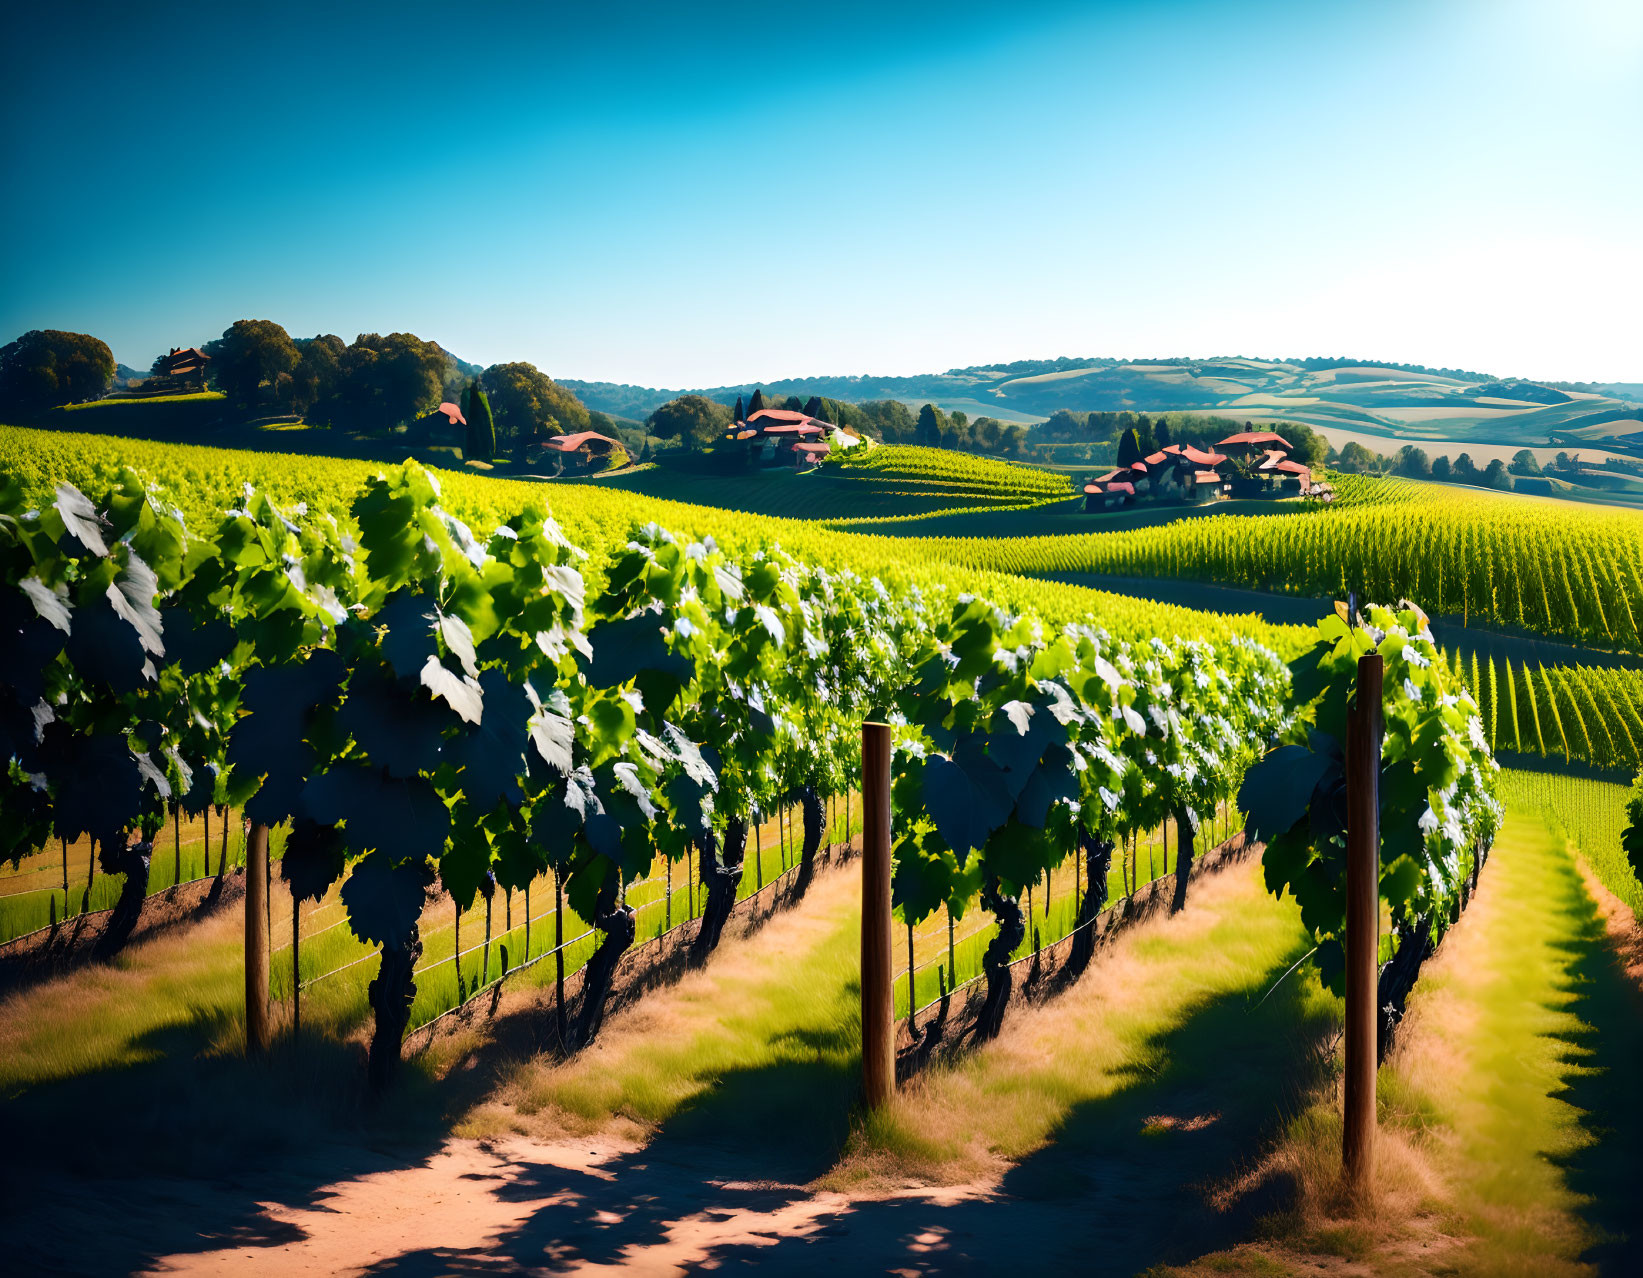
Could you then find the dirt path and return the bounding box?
[138,855,1329,1276]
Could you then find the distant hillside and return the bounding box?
[564,357,1643,448]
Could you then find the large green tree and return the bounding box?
[482,362,591,460]
[0,329,115,410]
[289,334,346,417]
[1271,420,1328,467]
[1396,444,1431,477]
[1510,449,1543,476]
[648,394,730,451]
[205,320,299,411]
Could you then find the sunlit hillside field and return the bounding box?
[880,475,1643,650]
[588,445,1072,521]
[0,424,1306,655]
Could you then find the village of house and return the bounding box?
[1081,429,1334,511]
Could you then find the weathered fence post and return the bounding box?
[1344,653,1382,1184]
[861,721,894,1109]
[245,821,272,1056]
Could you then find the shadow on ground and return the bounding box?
[1541,865,1643,1272]
[356,940,1333,1276]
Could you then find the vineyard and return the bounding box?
[1,425,1635,1276]
[824,443,1075,502]
[0,440,1325,1083]
[885,475,1643,649]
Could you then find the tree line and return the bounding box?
[645,388,1035,459]
[0,323,603,466]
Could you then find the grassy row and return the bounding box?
[891,801,1246,1018]
[270,794,865,1037]
[0,811,265,946]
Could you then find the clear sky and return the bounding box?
[3,0,1639,385]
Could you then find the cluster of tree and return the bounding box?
[0,329,116,411]
[197,320,589,458]
[1091,412,1328,469]
[904,403,1032,456]
[1286,356,1498,381]
[1341,442,1515,490]
[643,388,1036,459]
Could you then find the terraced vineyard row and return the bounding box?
[1454,651,1643,773]
[874,474,1643,649]
[826,443,1074,501]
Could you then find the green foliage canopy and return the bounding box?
[0,329,116,411]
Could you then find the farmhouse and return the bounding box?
[155,346,210,390]
[727,407,834,468]
[540,429,622,472]
[1083,442,1229,510]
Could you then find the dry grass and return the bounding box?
[825,859,1329,1194]
[1162,811,1632,1277]
[452,862,862,1155]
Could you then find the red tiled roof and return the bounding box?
[1162,444,1183,454]
[1105,481,1135,495]
[434,401,466,427]
[760,423,825,436]
[1178,445,1226,467]
[1216,430,1290,449]
[747,408,810,424]
[733,429,758,441]
[1128,460,1148,474]
[1194,469,1222,484]
[1091,469,1125,484]
[1272,459,1311,476]
[792,441,830,453]
[1083,483,1103,494]
[1143,450,1169,466]
[544,430,619,452]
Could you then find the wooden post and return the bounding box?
[245,822,271,1056]
[292,892,301,1042]
[1344,653,1382,1184]
[861,722,894,1109]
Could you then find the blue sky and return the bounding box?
[3,0,1639,384]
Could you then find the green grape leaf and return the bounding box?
[281,820,349,903]
[341,850,433,950]
[300,764,450,862]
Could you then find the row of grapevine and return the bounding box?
[1,453,1299,1084]
[826,444,1074,501]
[1445,650,1643,773]
[858,474,1643,649]
[1241,603,1502,1047]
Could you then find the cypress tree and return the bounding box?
[803,395,823,419]
[464,378,496,461]
[916,403,944,447]
[748,388,766,415]
[1117,427,1143,467]
[733,394,745,424]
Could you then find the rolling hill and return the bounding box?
[565,357,1643,451]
